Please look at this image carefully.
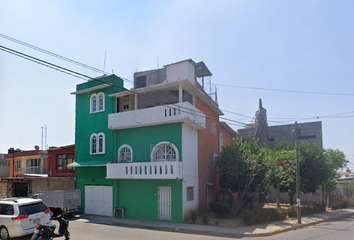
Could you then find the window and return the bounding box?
[90,133,105,154]
[26,158,41,174]
[90,92,105,113]
[118,145,133,163]
[14,160,21,172]
[91,135,97,154]
[210,120,216,134]
[219,133,223,153]
[57,154,75,170]
[151,141,179,162]
[187,187,194,201]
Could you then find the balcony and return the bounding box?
[106,161,182,180]
[108,102,205,130]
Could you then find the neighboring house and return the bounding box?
[5,149,46,177]
[237,100,323,148]
[1,147,75,198]
[70,59,237,222]
[47,144,75,177]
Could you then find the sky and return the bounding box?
[0,0,353,168]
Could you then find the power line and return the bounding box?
[212,83,354,97]
[0,32,133,83]
[1,44,242,128]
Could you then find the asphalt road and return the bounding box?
[11,215,354,240]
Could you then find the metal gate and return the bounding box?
[85,185,113,216]
[158,186,171,221]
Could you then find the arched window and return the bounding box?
[91,95,97,113]
[90,134,97,154]
[151,142,179,162]
[90,133,105,154]
[90,92,105,113]
[98,92,105,111]
[118,145,133,163]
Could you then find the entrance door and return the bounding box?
[158,186,171,221]
[85,185,113,216]
[13,183,28,197]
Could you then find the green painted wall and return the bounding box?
[116,179,183,222]
[76,74,124,92]
[75,167,182,222]
[113,123,182,163]
[75,75,125,164]
[74,75,184,222]
[75,166,117,214]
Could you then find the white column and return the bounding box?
[134,94,138,110]
[179,84,183,103]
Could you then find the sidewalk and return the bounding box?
[79,208,354,238]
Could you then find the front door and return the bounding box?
[13,183,28,197]
[158,186,171,221]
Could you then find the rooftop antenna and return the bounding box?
[103,50,107,75]
[45,125,47,150]
[41,127,44,150]
[157,56,160,82]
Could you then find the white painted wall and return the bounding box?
[108,102,205,130]
[166,61,196,85]
[181,124,199,220]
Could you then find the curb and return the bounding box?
[103,211,354,238]
[163,211,354,238]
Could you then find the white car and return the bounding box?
[0,198,51,240]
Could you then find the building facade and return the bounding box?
[71,60,237,222]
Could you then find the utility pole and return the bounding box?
[294,121,301,224]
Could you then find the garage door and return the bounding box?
[85,185,113,216]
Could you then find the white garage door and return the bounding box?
[85,185,113,216]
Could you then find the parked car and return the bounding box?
[0,198,52,240]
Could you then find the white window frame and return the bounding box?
[90,132,105,155]
[90,92,105,113]
[118,144,133,163]
[150,141,179,162]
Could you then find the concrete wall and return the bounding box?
[238,121,323,148]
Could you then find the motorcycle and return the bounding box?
[30,214,70,240]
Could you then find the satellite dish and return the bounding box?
[34,145,39,150]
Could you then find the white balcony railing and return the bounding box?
[106,161,182,180]
[108,102,205,130]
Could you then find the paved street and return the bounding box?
[12,215,354,240]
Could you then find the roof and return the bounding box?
[195,61,212,77]
[67,160,111,167]
[220,122,238,137]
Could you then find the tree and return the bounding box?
[321,149,348,205]
[265,148,296,208]
[216,137,269,214]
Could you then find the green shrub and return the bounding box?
[331,200,348,210]
[301,206,313,216]
[215,189,234,207]
[201,215,210,225]
[312,203,326,213]
[189,208,198,224]
[209,201,231,216]
[287,203,326,218]
[287,206,297,218]
[243,210,256,225]
[243,208,287,225]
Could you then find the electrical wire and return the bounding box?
[210,83,354,97]
[0,44,243,129]
[0,32,133,83]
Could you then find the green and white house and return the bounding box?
[71,60,223,222]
